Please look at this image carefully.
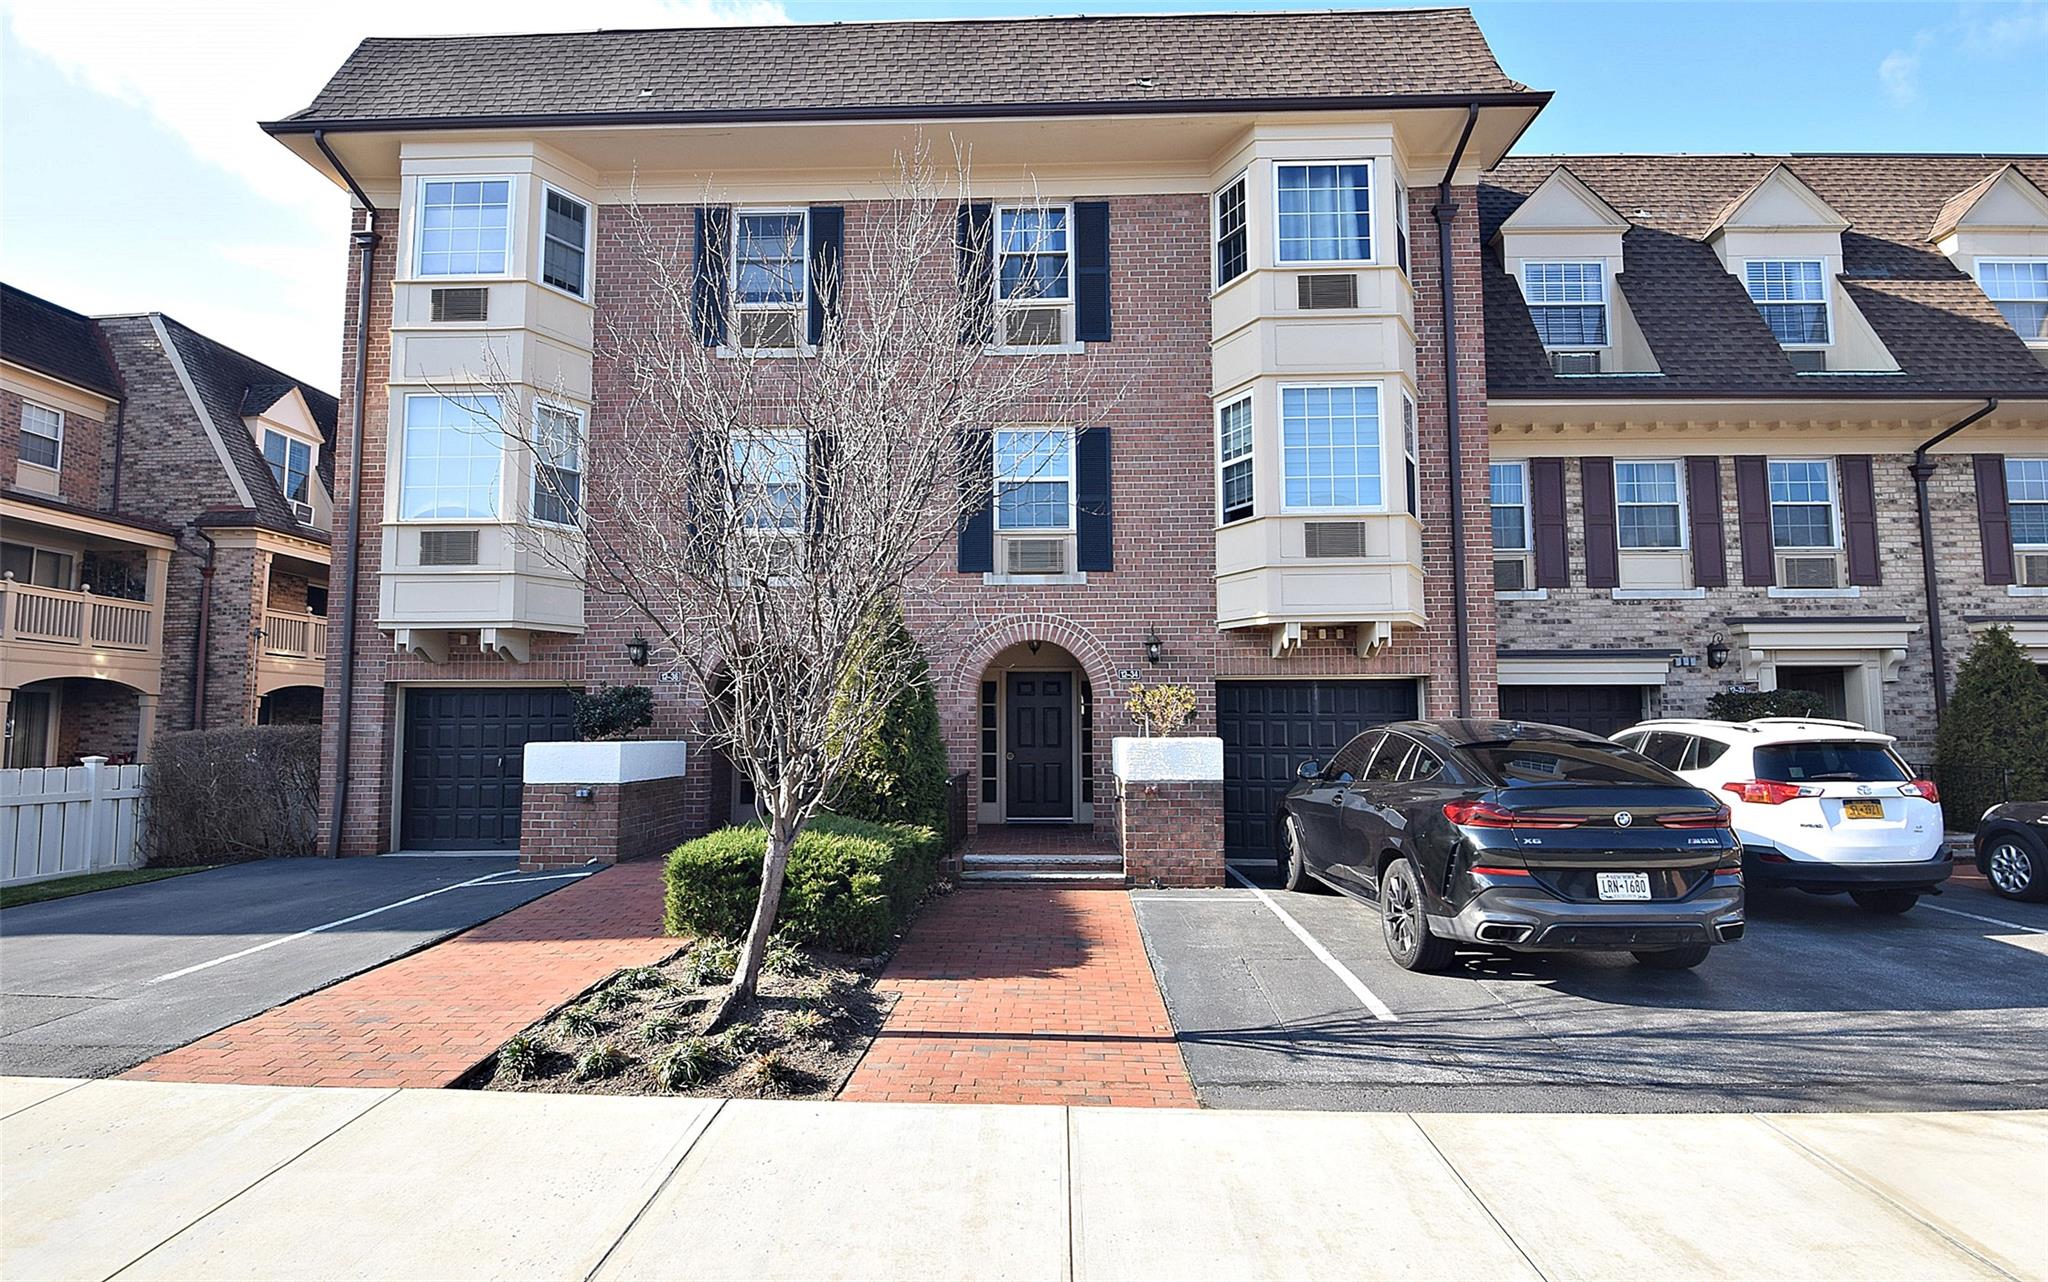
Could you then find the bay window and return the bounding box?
[1744,259,1830,346]
[1275,162,1373,264]
[416,179,511,277]
[532,403,584,527]
[542,188,591,297]
[399,393,502,520]
[1614,460,1684,549]
[1281,384,1381,511]
[733,210,808,351]
[995,429,1074,531]
[1214,175,1248,287]
[1216,395,1253,524]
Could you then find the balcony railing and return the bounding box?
[0,580,154,652]
[262,610,328,661]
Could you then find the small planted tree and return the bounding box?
[1935,626,2048,828]
[829,607,949,830]
[1126,683,1198,737]
[572,684,654,741]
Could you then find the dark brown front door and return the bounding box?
[1005,672,1073,820]
[400,687,576,850]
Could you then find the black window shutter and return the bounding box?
[1974,453,2016,585]
[1530,458,1569,588]
[807,431,834,542]
[807,206,844,346]
[956,203,994,345]
[1686,456,1727,588]
[1076,427,1113,571]
[1840,455,1881,586]
[957,432,994,573]
[1734,455,1775,586]
[1074,200,1112,343]
[1581,457,1619,589]
[691,206,730,348]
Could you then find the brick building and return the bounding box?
[2,285,336,766]
[263,10,2045,869]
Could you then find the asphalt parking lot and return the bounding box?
[0,857,588,1078]
[1134,869,2048,1113]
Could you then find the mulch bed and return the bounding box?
[459,941,893,1100]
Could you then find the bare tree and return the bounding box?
[475,146,1106,1024]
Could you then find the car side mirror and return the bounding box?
[1297,760,1322,781]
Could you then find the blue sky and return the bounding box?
[3,0,2044,383]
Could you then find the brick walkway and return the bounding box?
[124,861,678,1088]
[840,888,1197,1108]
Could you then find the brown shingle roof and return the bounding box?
[1481,154,2048,400]
[269,9,1536,131]
[1,284,121,398]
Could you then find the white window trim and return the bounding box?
[538,182,594,301]
[1613,458,1688,552]
[1491,458,1531,553]
[1973,256,2048,346]
[1767,456,1842,551]
[1742,257,1833,349]
[1272,159,1376,268]
[1215,393,1254,525]
[1517,261,1611,351]
[394,391,506,524]
[727,207,811,356]
[410,174,517,282]
[732,427,807,536]
[529,400,586,530]
[989,201,1077,352]
[1212,170,1250,293]
[261,427,317,507]
[1401,390,1419,518]
[1277,380,1389,516]
[19,401,62,472]
[993,425,1076,535]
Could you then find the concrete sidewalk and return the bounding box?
[4,1078,2039,1281]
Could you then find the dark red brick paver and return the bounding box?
[840,888,1197,1107]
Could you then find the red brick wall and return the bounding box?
[1119,778,1223,888]
[520,777,691,871]
[0,388,106,509]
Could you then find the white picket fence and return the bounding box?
[0,757,147,887]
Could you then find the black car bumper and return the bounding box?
[1744,848,1952,893]
[1429,882,1745,952]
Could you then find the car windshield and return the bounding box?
[1463,740,1676,787]
[1754,742,1909,783]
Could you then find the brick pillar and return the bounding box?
[1112,736,1224,888]
[519,741,691,872]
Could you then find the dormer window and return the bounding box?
[262,429,314,521]
[1977,259,2048,341]
[1520,262,1608,348]
[1744,259,1830,346]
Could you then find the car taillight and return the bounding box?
[1659,805,1732,829]
[1721,780,1811,806]
[1443,800,1583,829]
[1900,779,1940,803]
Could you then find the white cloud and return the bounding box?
[1877,45,1923,108]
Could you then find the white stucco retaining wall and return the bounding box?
[523,740,689,785]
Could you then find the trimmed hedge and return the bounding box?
[1704,688,1826,722]
[663,815,941,954]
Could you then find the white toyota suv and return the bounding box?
[1612,717,1950,914]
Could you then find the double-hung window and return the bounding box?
[416,179,511,277]
[1744,259,1830,345]
[732,430,804,533]
[2008,458,2048,550]
[732,210,807,352]
[1216,395,1253,524]
[994,429,1074,532]
[1275,162,1372,264]
[1214,175,1248,287]
[1768,459,1838,549]
[1977,260,2048,341]
[1402,392,1419,517]
[1521,262,1608,347]
[542,188,590,297]
[1614,460,1684,550]
[399,394,502,520]
[1394,178,1410,274]
[1281,384,1381,511]
[19,402,61,470]
[532,404,584,527]
[1491,461,1531,591]
[995,204,1072,347]
[262,430,314,517]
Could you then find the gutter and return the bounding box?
[314,129,380,860]
[1434,102,1481,717]
[191,529,216,729]
[1908,398,1997,721]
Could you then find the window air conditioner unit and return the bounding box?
[419,529,480,567]
[1550,350,1601,375]
[1303,522,1369,558]
[1002,306,1065,347]
[1296,274,1359,310]
[2019,552,2048,588]
[1785,349,1828,373]
[430,287,489,323]
[289,500,316,525]
[1778,554,1841,589]
[1004,537,1068,575]
[1493,556,1530,593]
[738,310,800,351]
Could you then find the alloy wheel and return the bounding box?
[1987,841,2035,895]
[1383,870,1417,955]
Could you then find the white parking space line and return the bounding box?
[1918,902,2047,934]
[1226,866,1398,1022]
[144,869,593,985]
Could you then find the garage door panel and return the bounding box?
[401,687,577,852]
[1218,679,1420,865]
[1497,685,1648,737]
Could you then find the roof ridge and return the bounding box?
[154,312,338,406]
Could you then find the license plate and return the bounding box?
[1597,872,1652,901]
[1843,800,1885,820]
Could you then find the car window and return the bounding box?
[1686,737,1731,770]
[1754,741,1909,783]
[1612,732,1645,752]
[1363,736,1412,783]
[1465,740,1678,786]
[1324,731,1380,783]
[1403,748,1444,783]
[1638,732,1691,771]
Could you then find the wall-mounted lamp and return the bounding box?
[626,635,651,668]
[1144,628,1164,666]
[1026,639,1041,655]
[1706,633,1730,670]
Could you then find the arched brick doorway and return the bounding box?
[945,618,1120,833]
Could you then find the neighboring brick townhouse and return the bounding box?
[263,9,2044,871]
[1,285,337,767]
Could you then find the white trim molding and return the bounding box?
[1112,736,1223,783]
[524,739,688,785]
[1497,652,1674,687]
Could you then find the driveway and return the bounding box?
[1134,874,2048,1112]
[0,858,588,1078]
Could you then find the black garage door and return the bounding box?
[1498,685,1647,737]
[1218,679,1420,865]
[401,687,577,850]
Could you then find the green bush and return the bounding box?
[663,815,941,953]
[573,683,654,741]
[1704,688,1827,722]
[827,609,949,830]
[1934,626,2048,830]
